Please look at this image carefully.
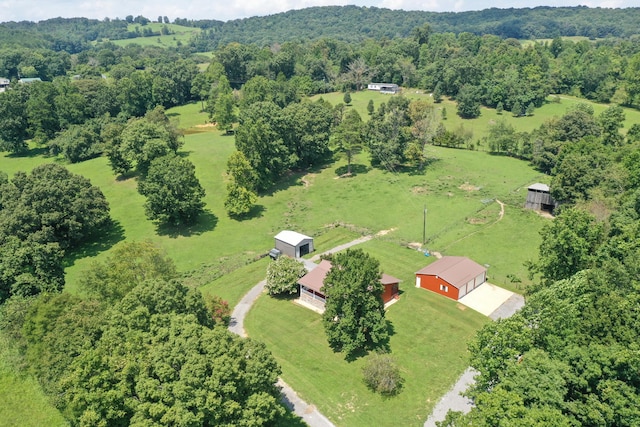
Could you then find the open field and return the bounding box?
[106,23,200,48]
[245,239,489,427]
[313,91,640,148]
[0,90,570,426]
[0,333,67,427]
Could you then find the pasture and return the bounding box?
[314,90,640,147]
[106,23,200,48]
[0,89,564,425]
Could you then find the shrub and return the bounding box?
[362,353,404,396]
[204,294,231,326]
[265,256,307,296]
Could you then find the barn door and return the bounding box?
[299,243,309,257]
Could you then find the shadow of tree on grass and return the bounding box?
[63,219,126,268]
[334,163,370,177]
[155,210,218,238]
[228,204,266,222]
[5,145,48,158]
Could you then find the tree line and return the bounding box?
[0,242,286,426]
[4,6,640,53]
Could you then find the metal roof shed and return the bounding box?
[416,256,487,300]
[525,183,556,212]
[274,230,314,258]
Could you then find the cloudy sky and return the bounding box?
[0,0,636,23]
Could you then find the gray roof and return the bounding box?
[416,256,486,289]
[528,183,550,192]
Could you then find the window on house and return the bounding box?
[439,284,449,292]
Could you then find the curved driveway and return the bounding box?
[228,235,375,426]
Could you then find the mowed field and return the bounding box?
[246,238,489,427]
[106,23,200,48]
[0,89,589,425]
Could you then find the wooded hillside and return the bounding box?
[3,6,640,53]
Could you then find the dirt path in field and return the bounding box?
[442,199,505,251]
[228,233,382,427]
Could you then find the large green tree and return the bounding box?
[58,280,284,426]
[529,207,603,287]
[235,101,290,190]
[0,87,29,153]
[330,108,364,175]
[138,154,206,226]
[322,249,389,358]
[0,163,110,249]
[80,241,178,304]
[108,110,182,176]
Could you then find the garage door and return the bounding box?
[299,243,310,257]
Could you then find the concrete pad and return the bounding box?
[458,282,514,317]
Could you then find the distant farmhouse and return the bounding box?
[416,256,487,301]
[0,78,9,92]
[18,77,42,84]
[367,83,400,94]
[525,183,556,213]
[298,259,401,313]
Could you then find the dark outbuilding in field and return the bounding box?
[274,230,314,258]
[416,256,486,301]
[298,260,401,313]
[525,183,556,213]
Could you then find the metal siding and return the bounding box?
[275,240,296,258]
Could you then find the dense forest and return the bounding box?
[2,5,640,426]
[2,6,640,53]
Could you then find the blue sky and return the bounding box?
[0,0,636,23]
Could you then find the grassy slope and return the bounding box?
[245,238,489,427]
[315,90,640,146]
[0,333,67,427]
[1,89,603,425]
[108,23,200,48]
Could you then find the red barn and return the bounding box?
[415,256,486,301]
[298,260,401,312]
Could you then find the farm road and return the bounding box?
[423,285,524,426]
[228,233,376,427]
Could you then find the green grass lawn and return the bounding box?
[0,90,563,425]
[245,239,488,427]
[107,23,200,48]
[0,333,67,427]
[314,90,640,148]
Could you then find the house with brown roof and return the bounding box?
[415,256,486,301]
[298,260,400,313]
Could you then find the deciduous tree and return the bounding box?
[322,249,388,357]
[529,207,603,286]
[138,154,206,225]
[80,241,177,304]
[266,256,307,296]
[330,108,364,175]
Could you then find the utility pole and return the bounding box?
[422,204,427,246]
